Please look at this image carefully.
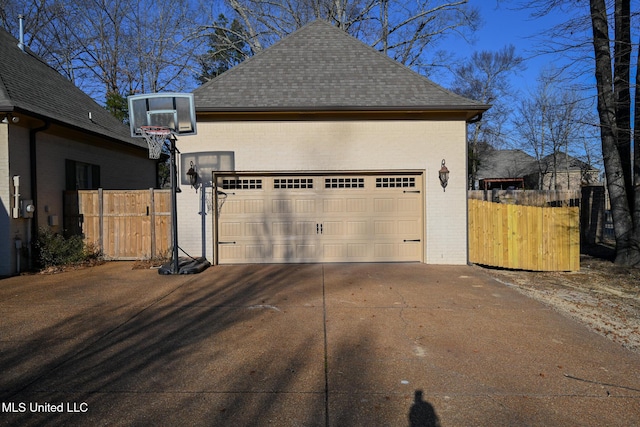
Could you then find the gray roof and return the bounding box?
[539,152,597,172]
[0,28,145,149]
[476,149,536,180]
[195,20,490,117]
[476,149,599,181]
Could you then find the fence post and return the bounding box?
[150,188,156,259]
[98,188,104,256]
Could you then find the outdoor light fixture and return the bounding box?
[439,159,450,191]
[186,161,198,189]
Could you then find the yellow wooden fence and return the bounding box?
[468,199,580,271]
[64,189,171,260]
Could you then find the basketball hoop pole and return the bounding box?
[169,134,180,274]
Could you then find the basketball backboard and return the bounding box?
[128,92,197,137]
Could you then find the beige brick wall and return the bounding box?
[176,119,469,265]
[35,133,156,231]
[0,125,156,276]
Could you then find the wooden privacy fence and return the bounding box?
[468,199,580,271]
[64,189,171,260]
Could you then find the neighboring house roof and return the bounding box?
[0,28,145,149]
[476,148,536,180]
[477,148,599,180]
[537,152,597,173]
[194,20,489,119]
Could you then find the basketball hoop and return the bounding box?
[127,92,197,275]
[140,126,171,159]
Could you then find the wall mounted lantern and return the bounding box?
[186,161,198,189]
[439,159,450,191]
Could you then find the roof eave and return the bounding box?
[196,105,490,121]
[9,107,149,152]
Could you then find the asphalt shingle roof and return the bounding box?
[195,20,490,117]
[476,149,536,180]
[538,152,596,172]
[0,28,145,149]
[476,149,598,180]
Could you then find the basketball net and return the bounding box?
[140,126,171,159]
[215,189,228,215]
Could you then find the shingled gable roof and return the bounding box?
[194,20,490,119]
[476,148,536,180]
[0,28,145,149]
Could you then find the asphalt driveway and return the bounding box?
[1,262,639,426]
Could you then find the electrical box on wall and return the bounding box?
[48,215,59,226]
[21,200,35,218]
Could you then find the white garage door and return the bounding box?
[215,173,423,263]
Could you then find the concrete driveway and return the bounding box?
[0,262,639,426]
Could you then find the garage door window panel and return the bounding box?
[325,177,364,188]
[376,177,416,188]
[222,178,263,190]
[275,178,314,189]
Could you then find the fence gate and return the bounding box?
[468,199,580,271]
[64,189,171,260]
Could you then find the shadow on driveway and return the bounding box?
[1,262,639,426]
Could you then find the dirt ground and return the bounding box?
[481,245,640,354]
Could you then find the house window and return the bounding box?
[66,159,100,190]
[325,177,365,188]
[376,177,415,188]
[274,178,314,189]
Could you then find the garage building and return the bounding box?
[176,20,489,265]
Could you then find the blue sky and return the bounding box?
[435,1,604,157]
[439,1,576,93]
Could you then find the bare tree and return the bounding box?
[125,0,202,94]
[449,45,524,189]
[514,69,598,190]
[4,0,481,108]
[203,0,480,72]
[513,0,640,266]
[514,75,552,189]
[589,0,640,265]
[0,1,73,72]
[1,0,204,105]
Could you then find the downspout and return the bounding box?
[29,120,50,269]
